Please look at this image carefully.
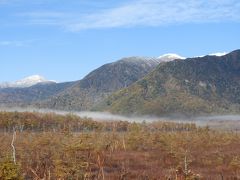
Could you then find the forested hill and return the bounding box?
[97,50,240,116]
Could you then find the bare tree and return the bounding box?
[184,151,188,176]
[11,127,17,165]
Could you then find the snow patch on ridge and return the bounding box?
[157,53,186,62]
[209,52,227,57]
[0,75,56,88]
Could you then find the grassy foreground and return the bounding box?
[0,112,240,179]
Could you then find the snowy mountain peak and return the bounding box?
[208,52,227,57]
[157,53,186,62]
[0,75,56,88]
[14,75,47,87]
[194,52,229,58]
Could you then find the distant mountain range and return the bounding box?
[0,81,75,107]
[0,51,240,116]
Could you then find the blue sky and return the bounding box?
[0,0,240,82]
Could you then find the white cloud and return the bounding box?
[15,0,240,31]
[68,0,240,31]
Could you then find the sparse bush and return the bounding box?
[0,157,23,180]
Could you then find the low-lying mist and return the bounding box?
[1,107,240,130]
[0,107,165,122]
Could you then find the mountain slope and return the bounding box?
[97,50,240,116]
[0,81,75,107]
[37,57,164,111]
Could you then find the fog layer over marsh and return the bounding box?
[1,107,240,129]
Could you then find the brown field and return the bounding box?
[0,112,240,179]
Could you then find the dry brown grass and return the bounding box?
[0,112,240,179]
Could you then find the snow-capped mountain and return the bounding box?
[194,52,228,58]
[157,53,185,62]
[0,75,56,88]
[208,52,227,57]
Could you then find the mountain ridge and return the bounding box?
[36,56,164,110]
[0,50,239,116]
[96,49,240,116]
[0,81,76,106]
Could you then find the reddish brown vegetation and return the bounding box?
[0,112,240,179]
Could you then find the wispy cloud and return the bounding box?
[16,11,70,26]
[15,0,240,31]
[0,40,36,47]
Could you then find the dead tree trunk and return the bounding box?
[11,128,17,165]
